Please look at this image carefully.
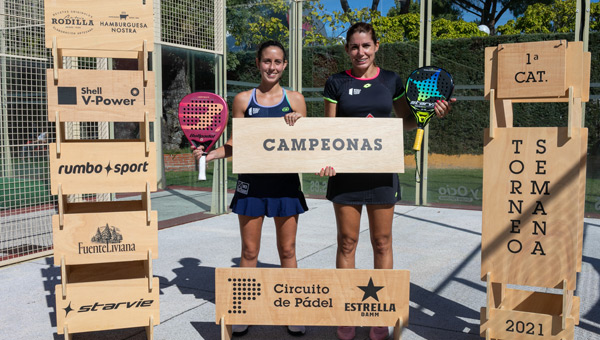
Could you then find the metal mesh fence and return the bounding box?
[1,0,54,264]
[0,1,110,265]
[159,0,224,54]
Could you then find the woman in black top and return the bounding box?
[319,22,455,340]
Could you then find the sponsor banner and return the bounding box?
[56,277,159,334]
[481,127,586,290]
[232,118,404,173]
[53,210,158,266]
[44,0,153,53]
[49,142,157,195]
[47,69,155,122]
[215,268,409,327]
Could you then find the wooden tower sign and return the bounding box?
[481,127,586,290]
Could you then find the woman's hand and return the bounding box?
[191,145,219,162]
[284,112,303,126]
[434,98,456,118]
[316,166,336,177]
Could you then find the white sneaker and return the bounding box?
[287,325,306,336]
[232,324,249,336]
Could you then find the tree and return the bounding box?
[340,0,381,12]
[226,0,328,48]
[497,0,600,35]
[450,0,554,34]
[388,0,461,20]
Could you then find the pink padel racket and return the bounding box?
[178,92,228,180]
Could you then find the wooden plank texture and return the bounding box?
[49,141,157,194]
[497,40,566,99]
[56,277,159,334]
[232,118,404,174]
[47,69,155,122]
[215,268,409,327]
[481,128,586,290]
[44,0,153,53]
[53,210,158,266]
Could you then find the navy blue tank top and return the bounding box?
[244,88,293,118]
[235,88,303,199]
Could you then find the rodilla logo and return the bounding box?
[50,12,94,35]
[57,161,149,176]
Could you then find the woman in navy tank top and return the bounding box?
[192,40,308,337]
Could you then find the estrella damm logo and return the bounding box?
[344,277,396,317]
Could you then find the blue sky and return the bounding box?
[319,0,600,25]
[318,0,506,24]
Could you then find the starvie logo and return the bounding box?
[345,277,396,317]
[64,299,154,317]
[58,161,149,176]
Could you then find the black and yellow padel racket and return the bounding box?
[406,66,454,151]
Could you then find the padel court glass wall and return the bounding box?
[167,0,600,215]
[2,0,600,266]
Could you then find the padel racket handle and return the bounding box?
[198,154,207,181]
[413,128,425,151]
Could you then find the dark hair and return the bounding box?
[256,40,287,61]
[345,22,378,46]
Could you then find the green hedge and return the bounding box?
[227,32,600,155]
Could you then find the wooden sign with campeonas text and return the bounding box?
[53,210,158,266]
[56,276,159,334]
[44,0,153,57]
[481,127,587,290]
[49,141,157,195]
[232,118,404,173]
[215,268,409,329]
[47,69,155,122]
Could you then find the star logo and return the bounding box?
[358,277,384,302]
[104,162,112,175]
[63,302,74,317]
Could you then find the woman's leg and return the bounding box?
[238,215,264,268]
[333,203,363,269]
[366,204,395,269]
[274,215,299,268]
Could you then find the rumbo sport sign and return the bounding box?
[232,118,404,173]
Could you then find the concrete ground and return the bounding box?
[0,190,599,340]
